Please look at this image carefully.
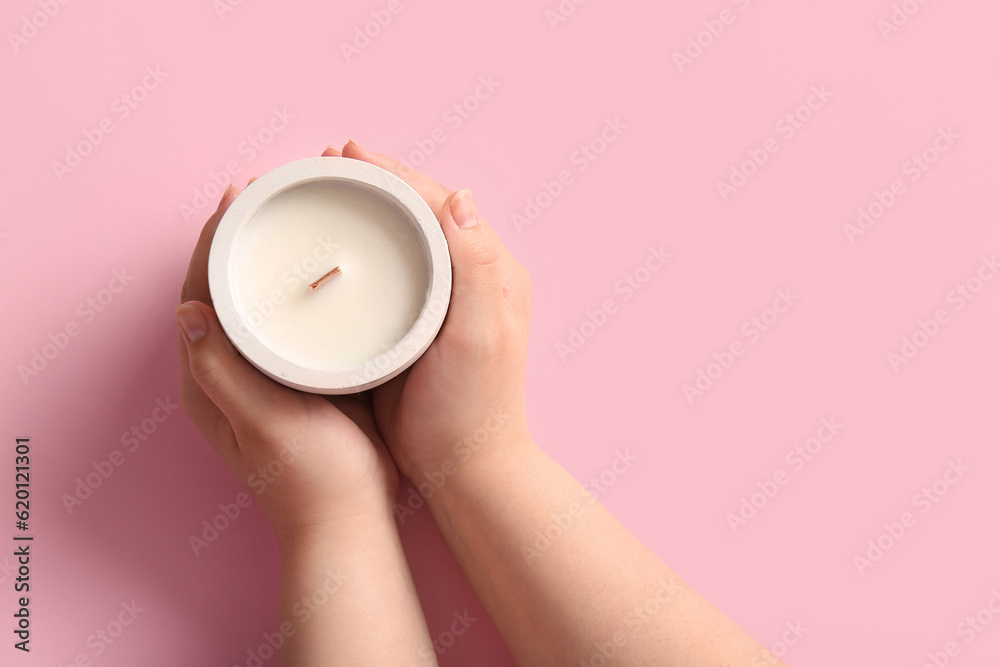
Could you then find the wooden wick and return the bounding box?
[309,266,342,291]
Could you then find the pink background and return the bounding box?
[2,0,999,665]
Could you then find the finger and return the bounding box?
[321,145,342,157]
[436,189,512,334]
[181,185,243,305]
[176,300,296,442]
[371,368,409,444]
[247,176,258,186]
[341,140,452,213]
[177,325,241,469]
[326,392,383,445]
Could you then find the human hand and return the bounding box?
[176,157,399,546]
[326,141,534,484]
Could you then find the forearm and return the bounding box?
[275,509,436,667]
[424,439,779,666]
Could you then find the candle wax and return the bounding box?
[232,180,430,372]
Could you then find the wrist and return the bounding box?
[399,408,534,481]
[272,499,396,554]
[411,430,539,509]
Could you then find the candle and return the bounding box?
[232,181,427,368]
[208,157,451,394]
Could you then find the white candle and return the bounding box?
[209,158,451,394]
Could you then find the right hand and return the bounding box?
[328,141,534,483]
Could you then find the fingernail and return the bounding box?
[325,145,337,153]
[247,176,258,186]
[451,189,479,229]
[348,138,365,152]
[176,304,208,343]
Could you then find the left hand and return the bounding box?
[176,149,399,545]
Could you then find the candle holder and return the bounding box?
[208,157,451,394]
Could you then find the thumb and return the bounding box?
[176,300,292,435]
[437,189,508,328]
